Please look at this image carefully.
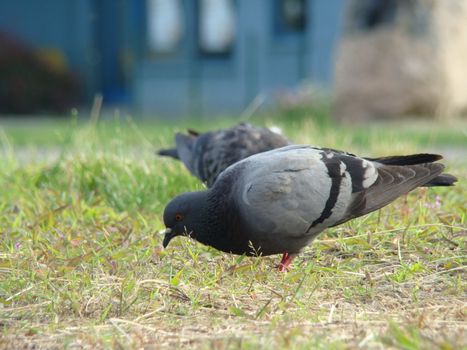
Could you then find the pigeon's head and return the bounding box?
[162,191,206,248]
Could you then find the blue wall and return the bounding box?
[0,0,346,116]
[134,0,346,117]
[310,0,346,83]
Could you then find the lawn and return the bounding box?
[0,110,465,349]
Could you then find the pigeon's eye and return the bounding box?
[175,213,183,222]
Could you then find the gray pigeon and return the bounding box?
[162,145,457,270]
[157,123,290,187]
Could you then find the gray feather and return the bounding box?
[162,145,456,259]
[332,162,445,226]
[160,123,290,186]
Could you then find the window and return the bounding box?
[147,0,184,54]
[274,0,307,35]
[198,0,236,57]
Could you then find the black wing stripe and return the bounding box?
[307,158,342,231]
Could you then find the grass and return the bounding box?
[0,110,466,349]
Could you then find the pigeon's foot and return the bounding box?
[277,253,295,272]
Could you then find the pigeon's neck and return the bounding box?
[191,188,244,254]
[191,190,226,242]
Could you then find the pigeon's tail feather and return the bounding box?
[334,162,447,227]
[368,153,457,187]
[157,148,179,159]
[368,153,442,166]
[175,133,198,173]
[423,173,457,187]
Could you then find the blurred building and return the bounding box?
[335,0,467,120]
[0,0,345,116]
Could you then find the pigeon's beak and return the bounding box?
[162,228,175,248]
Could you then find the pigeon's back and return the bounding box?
[180,123,289,186]
[216,145,449,256]
[223,146,340,250]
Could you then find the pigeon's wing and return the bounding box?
[232,146,353,238]
[331,157,446,226]
[233,146,446,240]
[363,153,457,187]
[365,153,441,165]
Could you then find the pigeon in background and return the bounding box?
[157,123,290,187]
[162,145,457,271]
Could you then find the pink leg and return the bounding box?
[278,253,295,272]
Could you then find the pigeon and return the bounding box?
[162,145,457,271]
[157,123,290,187]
